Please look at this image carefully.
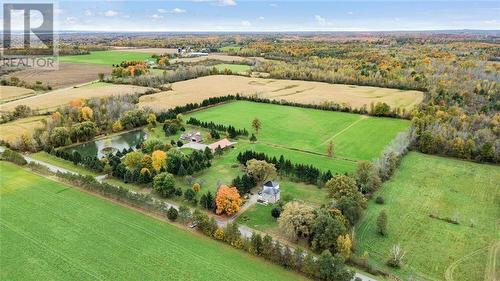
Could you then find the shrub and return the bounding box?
[167,207,178,221]
[1,149,27,165]
[271,207,281,219]
[376,210,388,236]
[375,196,385,204]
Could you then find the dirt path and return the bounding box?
[321,115,368,146]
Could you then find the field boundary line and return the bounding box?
[321,115,368,146]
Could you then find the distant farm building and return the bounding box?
[209,138,236,152]
[181,131,203,143]
[261,181,280,203]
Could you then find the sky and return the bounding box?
[3,0,500,32]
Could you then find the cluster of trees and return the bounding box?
[165,148,213,176]
[5,95,151,152]
[187,208,354,281]
[1,76,52,91]
[412,106,499,163]
[0,104,36,124]
[231,173,257,195]
[111,60,149,77]
[162,118,184,136]
[156,95,237,122]
[237,150,334,185]
[104,65,211,88]
[187,117,249,138]
[1,148,27,166]
[51,149,104,172]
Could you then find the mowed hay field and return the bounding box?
[59,50,152,65]
[0,86,35,103]
[0,162,308,281]
[355,152,500,281]
[139,75,423,111]
[0,83,152,112]
[0,116,46,142]
[5,63,111,89]
[188,101,410,161]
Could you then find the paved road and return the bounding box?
[0,147,377,281]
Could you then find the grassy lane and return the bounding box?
[355,152,500,281]
[0,162,309,281]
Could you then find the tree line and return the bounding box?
[186,117,249,138]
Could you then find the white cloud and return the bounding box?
[269,3,278,7]
[241,20,251,27]
[191,0,236,6]
[54,9,64,16]
[151,14,164,20]
[104,10,118,17]
[217,0,236,6]
[66,17,77,24]
[257,16,264,20]
[347,11,353,15]
[158,8,186,14]
[84,9,92,16]
[314,15,327,25]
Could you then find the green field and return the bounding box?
[0,162,308,281]
[355,152,500,281]
[59,51,152,65]
[214,64,251,73]
[188,101,410,161]
[219,45,242,52]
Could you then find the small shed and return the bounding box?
[261,181,280,203]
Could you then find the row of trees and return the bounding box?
[187,117,249,138]
[51,149,104,172]
[188,209,354,281]
[237,150,334,185]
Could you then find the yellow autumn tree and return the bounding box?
[51,111,62,122]
[80,106,93,121]
[192,183,201,193]
[336,234,352,260]
[112,120,123,132]
[151,150,167,172]
[213,228,224,240]
[215,185,242,216]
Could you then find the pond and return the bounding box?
[64,130,147,158]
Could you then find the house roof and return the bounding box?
[208,138,236,151]
[262,181,280,195]
[264,181,279,188]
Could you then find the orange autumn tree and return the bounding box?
[215,185,242,216]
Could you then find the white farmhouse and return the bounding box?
[261,181,280,203]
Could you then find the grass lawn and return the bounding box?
[188,101,410,161]
[237,204,277,232]
[59,51,152,65]
[214,64,251,73]
[0,161,309,281]
[29,151,99,177]
[355,152,500,281]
